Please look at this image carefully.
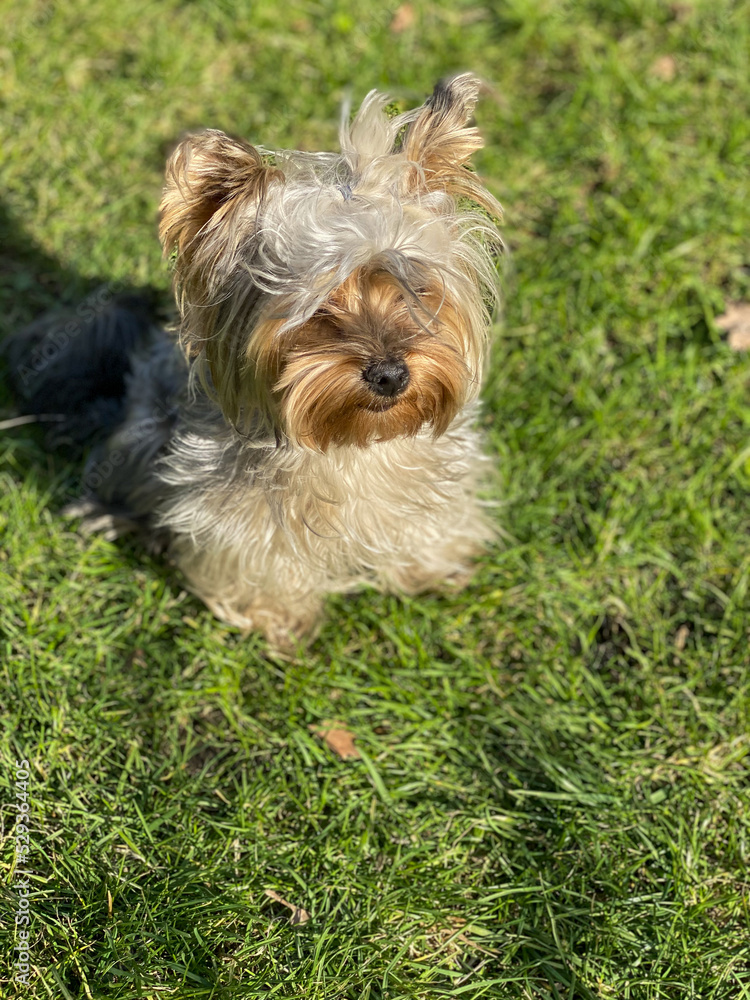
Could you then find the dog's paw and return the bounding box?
[204,595,322,655]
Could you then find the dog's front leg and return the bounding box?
[171,538,325,650]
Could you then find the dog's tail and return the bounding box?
[3,289,158,450]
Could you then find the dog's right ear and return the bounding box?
[159,130,283,262]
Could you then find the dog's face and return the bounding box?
[159,75,501,451]
[255,265,475,451]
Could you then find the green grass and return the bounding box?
[1,0,750,997]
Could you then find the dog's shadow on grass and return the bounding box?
[0,199,183,592]
[1,197,103,488]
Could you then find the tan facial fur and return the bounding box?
[260,269,476,450]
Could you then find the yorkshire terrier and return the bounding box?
[6,74,502,649]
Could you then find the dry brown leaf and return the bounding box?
[669,2,694,21]
[674,624,690,651]
[264,889,311,925]
[650,55,676,81]
[309,722,361,759]
[390,3,415,33]
[716,302,750,351]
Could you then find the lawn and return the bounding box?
[1,0,749,997]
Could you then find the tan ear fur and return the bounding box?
[402,74,498,215]
[159,130,283,261]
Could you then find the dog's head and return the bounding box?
[159,74,501,450]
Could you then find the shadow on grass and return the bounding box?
[0,197,183,613]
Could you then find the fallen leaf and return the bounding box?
[390,3,415,33]
[650,55,676,81]
[674,624,690,651]
[309,722,361,759]
[716,302,750,351]
[264,889,311,925]
[669,2,694,21]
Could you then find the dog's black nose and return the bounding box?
[362,358,410,398]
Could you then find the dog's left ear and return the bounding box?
[159,129,283,264]
[402,74,494,209]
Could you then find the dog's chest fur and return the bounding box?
[154,400,489,590]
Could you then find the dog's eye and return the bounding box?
[310,308,347,338]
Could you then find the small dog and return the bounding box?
[6,74,502,649]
